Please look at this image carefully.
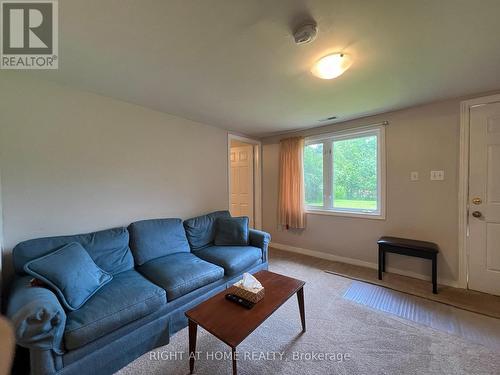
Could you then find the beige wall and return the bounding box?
[263,99,463,284]
[0,170,3,293]
[0,74,228,283]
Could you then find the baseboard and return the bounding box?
[270,242,459,288]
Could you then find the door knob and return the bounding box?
[472,197,482,205]
[472,211,482,218]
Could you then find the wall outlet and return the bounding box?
[430,170,445,181]
[410,171,419,181]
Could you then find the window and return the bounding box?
[303,126,385,218]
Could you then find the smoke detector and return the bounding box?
[293,22,318,45]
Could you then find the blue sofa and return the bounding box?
[6,211,270,375]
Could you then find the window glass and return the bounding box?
[304,143,323,207]
[332,135,378,211]
[303,127,384,217]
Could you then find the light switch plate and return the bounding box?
[430,170,445,181]
[410,171,419,181]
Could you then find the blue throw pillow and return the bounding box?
[23,242,113,311]
[214,217,249,246]
[183,210,231,250]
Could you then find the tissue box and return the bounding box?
[232,282,265,303]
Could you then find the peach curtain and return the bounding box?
[278,136,306,229]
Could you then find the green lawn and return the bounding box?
[307,199,377,210]
[334,199,377,209]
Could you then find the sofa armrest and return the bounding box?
[249,229,271,262]
[6,276,66,354]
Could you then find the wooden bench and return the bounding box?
[377,236,439,294]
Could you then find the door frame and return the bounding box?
[458,93,500,289]
[227,134,262,230]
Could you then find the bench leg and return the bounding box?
[432,255,437,294]
[378,248,383,280]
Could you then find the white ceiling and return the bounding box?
[21,0,500,137]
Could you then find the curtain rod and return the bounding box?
[274,120,389,139]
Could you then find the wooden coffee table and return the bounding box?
[185,270,306,375]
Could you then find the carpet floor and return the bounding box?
[321,256,500,319]
[116,250,500,375]
[343,281,500,350]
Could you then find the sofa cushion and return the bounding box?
[183,210,231,251]
[214,217,249,246]
[194,245,262,276]
[128,218,190,265]
[13,227,134,276]
[138,252,224,301]
[64,270,166,350]
[24,242,113,311]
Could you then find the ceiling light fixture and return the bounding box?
[311,53,352,79]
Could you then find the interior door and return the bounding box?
[468,101,500,295]
[230,145,254,227]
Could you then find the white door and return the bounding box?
[230,145,254,227]
[468,101,500,295]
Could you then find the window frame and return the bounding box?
[304,125,386,220]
